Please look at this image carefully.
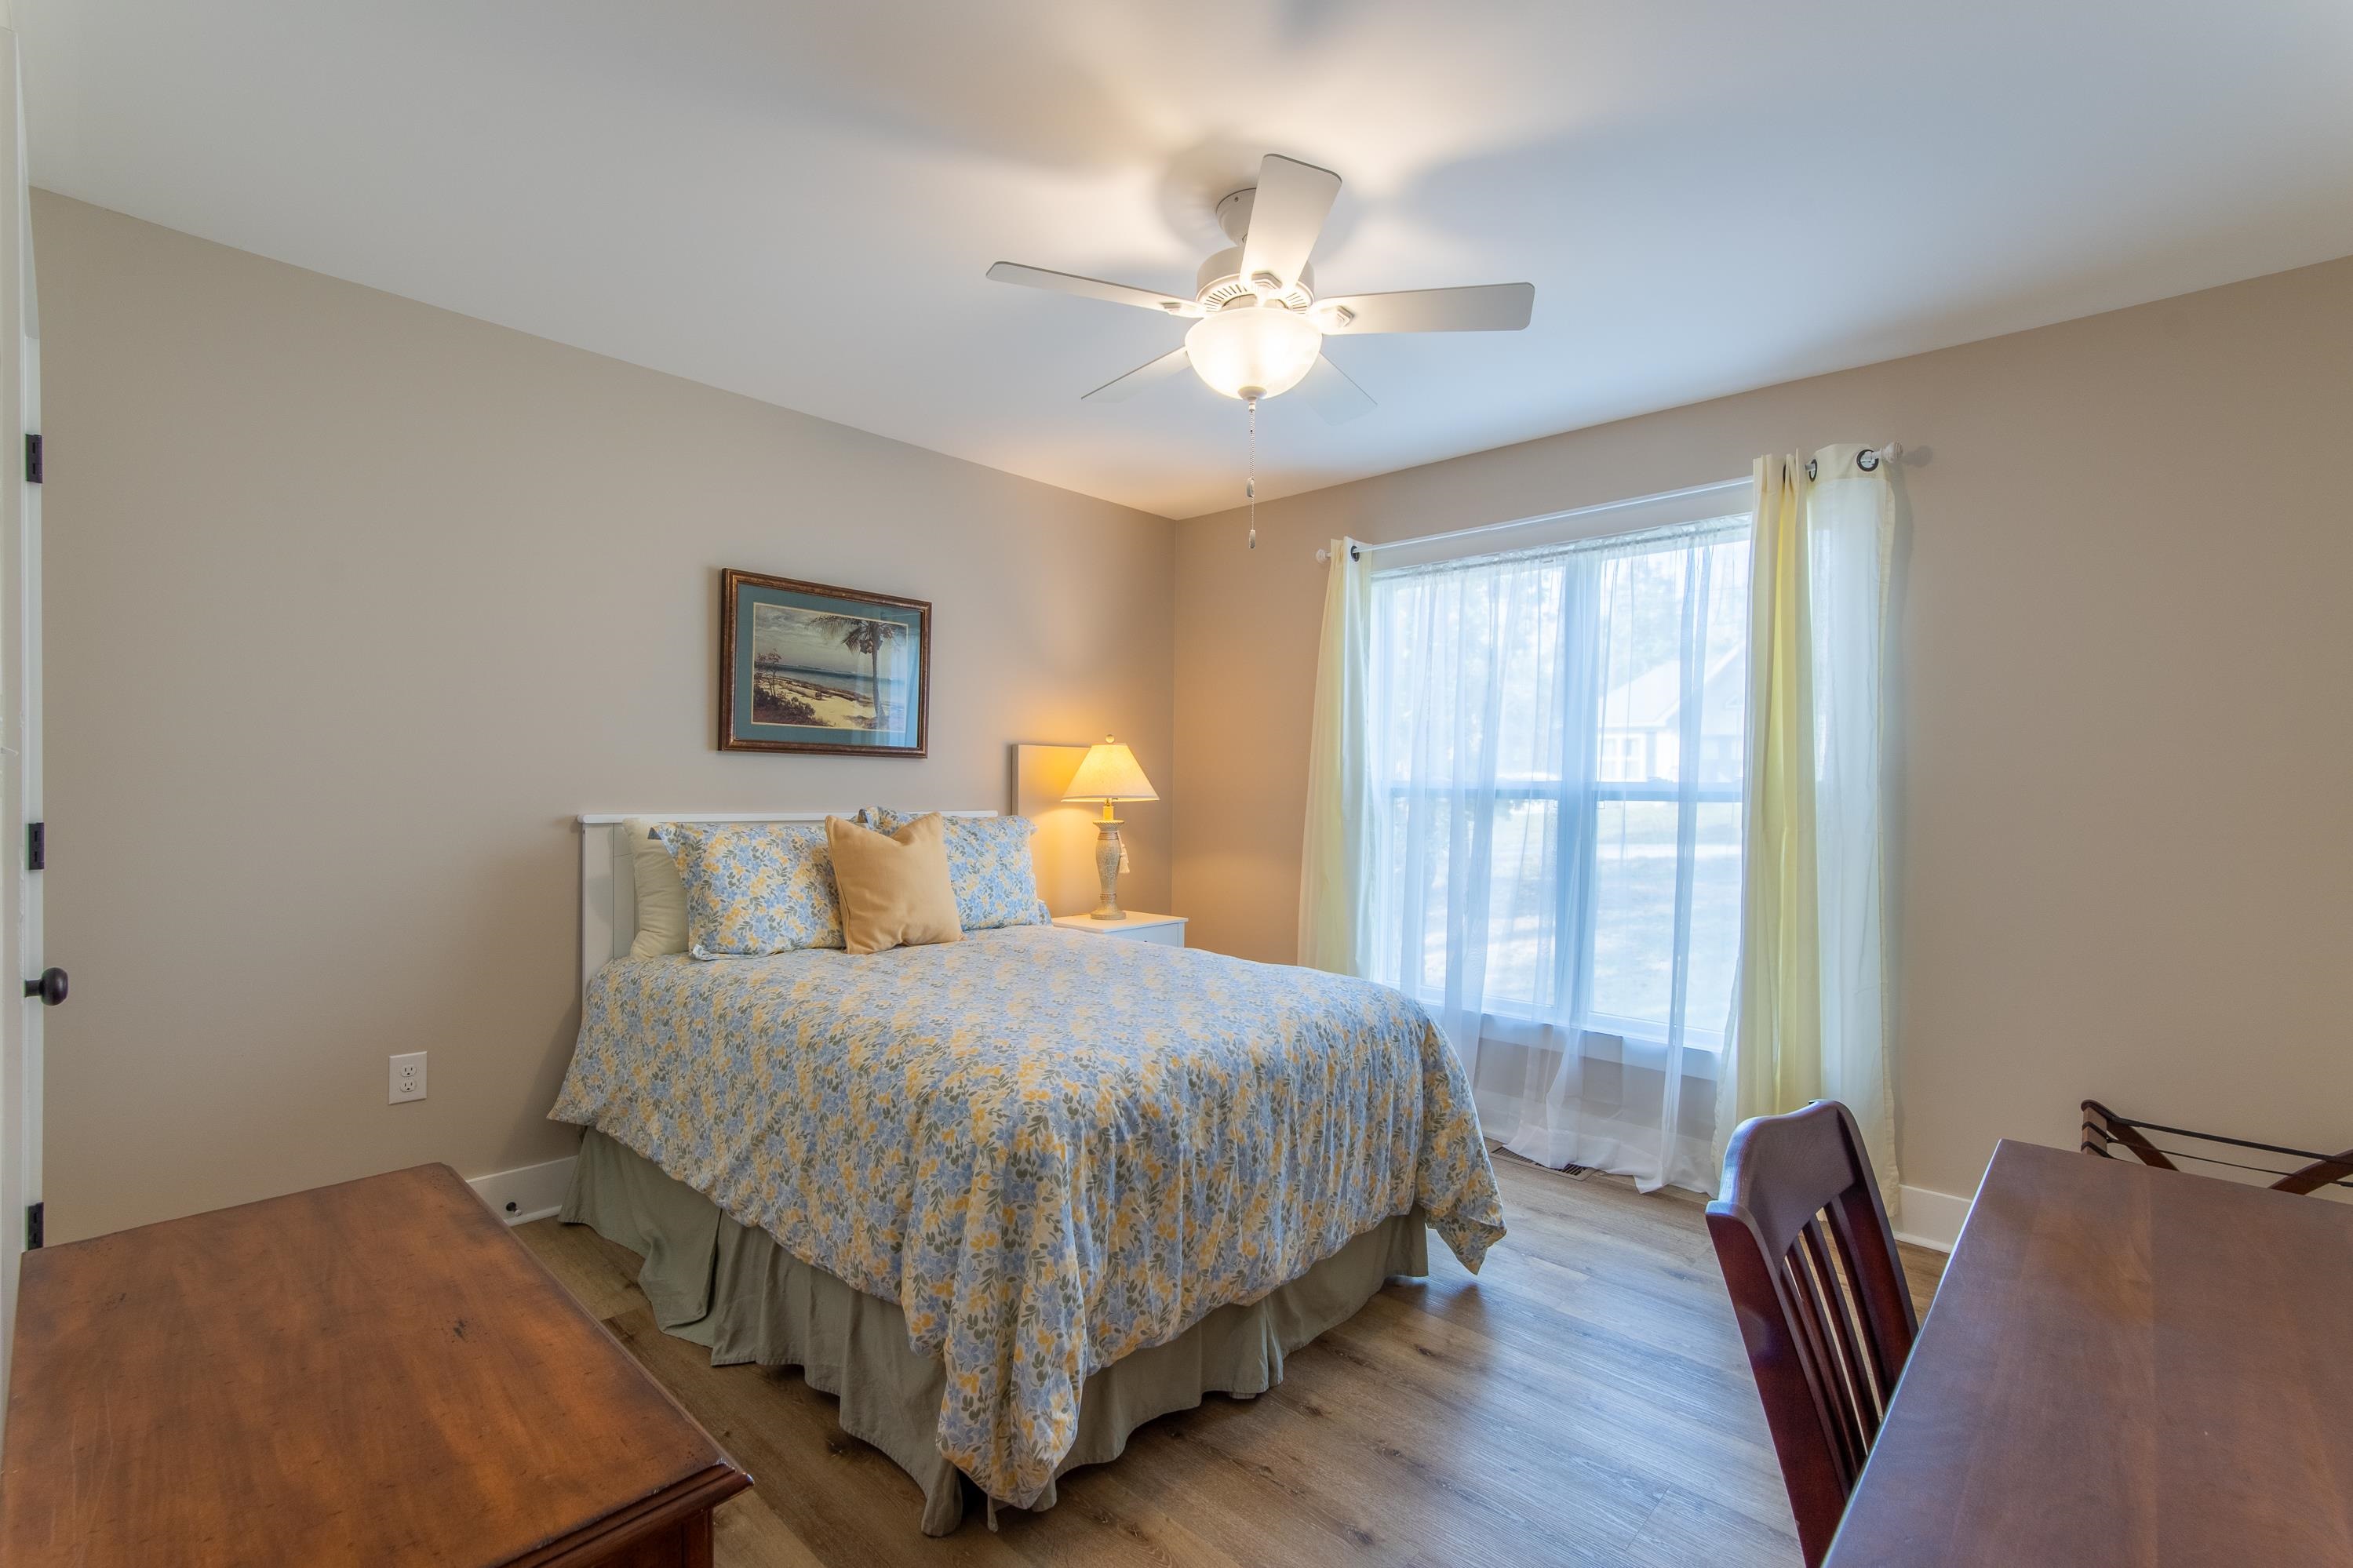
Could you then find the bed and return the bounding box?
[553,813,1505,1533]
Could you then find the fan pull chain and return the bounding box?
[1246,395,1258,550]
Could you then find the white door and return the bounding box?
[0,20,41,1415]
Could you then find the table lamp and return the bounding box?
[1062,736,1158,919]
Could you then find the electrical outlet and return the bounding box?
[389,1051,427,1104]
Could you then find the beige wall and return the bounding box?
[1174,255,2353,1202]
[36,193,1175,1241]
[38,181,2353,1231]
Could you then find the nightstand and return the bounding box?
[1051,911,1187,948]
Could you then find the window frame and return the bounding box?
[1365,489,1755,1060]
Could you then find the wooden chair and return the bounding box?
[1706,1101,1919,1568]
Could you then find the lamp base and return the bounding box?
[1089,817,1127,920]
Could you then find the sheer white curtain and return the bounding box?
[1809,448,1897,1184]
[1366,517,1752,1192]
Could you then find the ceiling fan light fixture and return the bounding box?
[1183,302,1321,402]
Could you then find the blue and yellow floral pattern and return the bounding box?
[867,810,1051,930]
[550,926,1503,1509]
[656,820,844,957]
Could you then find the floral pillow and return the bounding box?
[656,820,844,958]
[864,810,1051,932]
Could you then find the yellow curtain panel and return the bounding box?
[1727,448,1898,1199]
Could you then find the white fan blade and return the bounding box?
[987,261,1204,317]
[1239,154,1341,293]
[1083,346,1193,403]
[1313,283,1535,334]
[1295,354,1375,425]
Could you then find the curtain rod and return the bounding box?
[1313,445,1901,563]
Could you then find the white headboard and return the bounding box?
[577,811,997,991]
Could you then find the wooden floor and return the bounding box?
[518,1155,1945,1568]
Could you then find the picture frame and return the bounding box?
[718,569,930,756]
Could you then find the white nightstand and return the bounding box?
[1050,911,1187,948]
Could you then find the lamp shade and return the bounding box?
[1062,737,1158,802]
[1184,301,1321,401]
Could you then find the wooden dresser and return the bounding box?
[0,1164,749,1566]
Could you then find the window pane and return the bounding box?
[1379,791,1561,1013]
[1591,801,1679,1024]
[1482,796,1556,1010]
[1684,801,1744,1038]
[1368,517,1750,1047]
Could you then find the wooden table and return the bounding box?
[1826,1139,2353,1566]
[0,1165,749,1566]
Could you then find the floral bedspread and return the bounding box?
[550,925,1505,1508]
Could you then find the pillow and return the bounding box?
[824,813,963,955]
[865,810,1051,931]
[623,817,688,959]
[656,820,845,959]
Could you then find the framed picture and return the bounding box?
[719,569,930,755]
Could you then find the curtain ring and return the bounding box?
[1805,457,1819,481]
[1857,447,1882,472]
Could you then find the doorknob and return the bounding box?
[24,968,65,1006]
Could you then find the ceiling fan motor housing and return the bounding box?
[1196,246,1315,311]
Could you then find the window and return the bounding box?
[1364,509,1751,1190]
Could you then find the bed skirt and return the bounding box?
[560,1128,1430,1535]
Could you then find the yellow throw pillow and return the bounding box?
[624,817,689,959]
[824,813,963,955]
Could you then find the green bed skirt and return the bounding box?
[560,1127,1430,1535]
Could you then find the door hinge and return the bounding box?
[23,433,38,485]
[25,1201,41,1250]
[25,821,41,871]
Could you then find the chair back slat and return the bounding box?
[1826,1192,1912,1397]
[1776,1236,1856,1486]
[1708,1101,1919,1568]
[1799,1217,1881,1457]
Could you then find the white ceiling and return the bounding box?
[18,1,2353,518]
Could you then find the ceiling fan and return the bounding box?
[986,153,1535,424]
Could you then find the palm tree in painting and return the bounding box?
[829,617,905,730]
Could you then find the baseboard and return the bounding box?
[467,1155,578,1225]
[1892,1183,1970,1253]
